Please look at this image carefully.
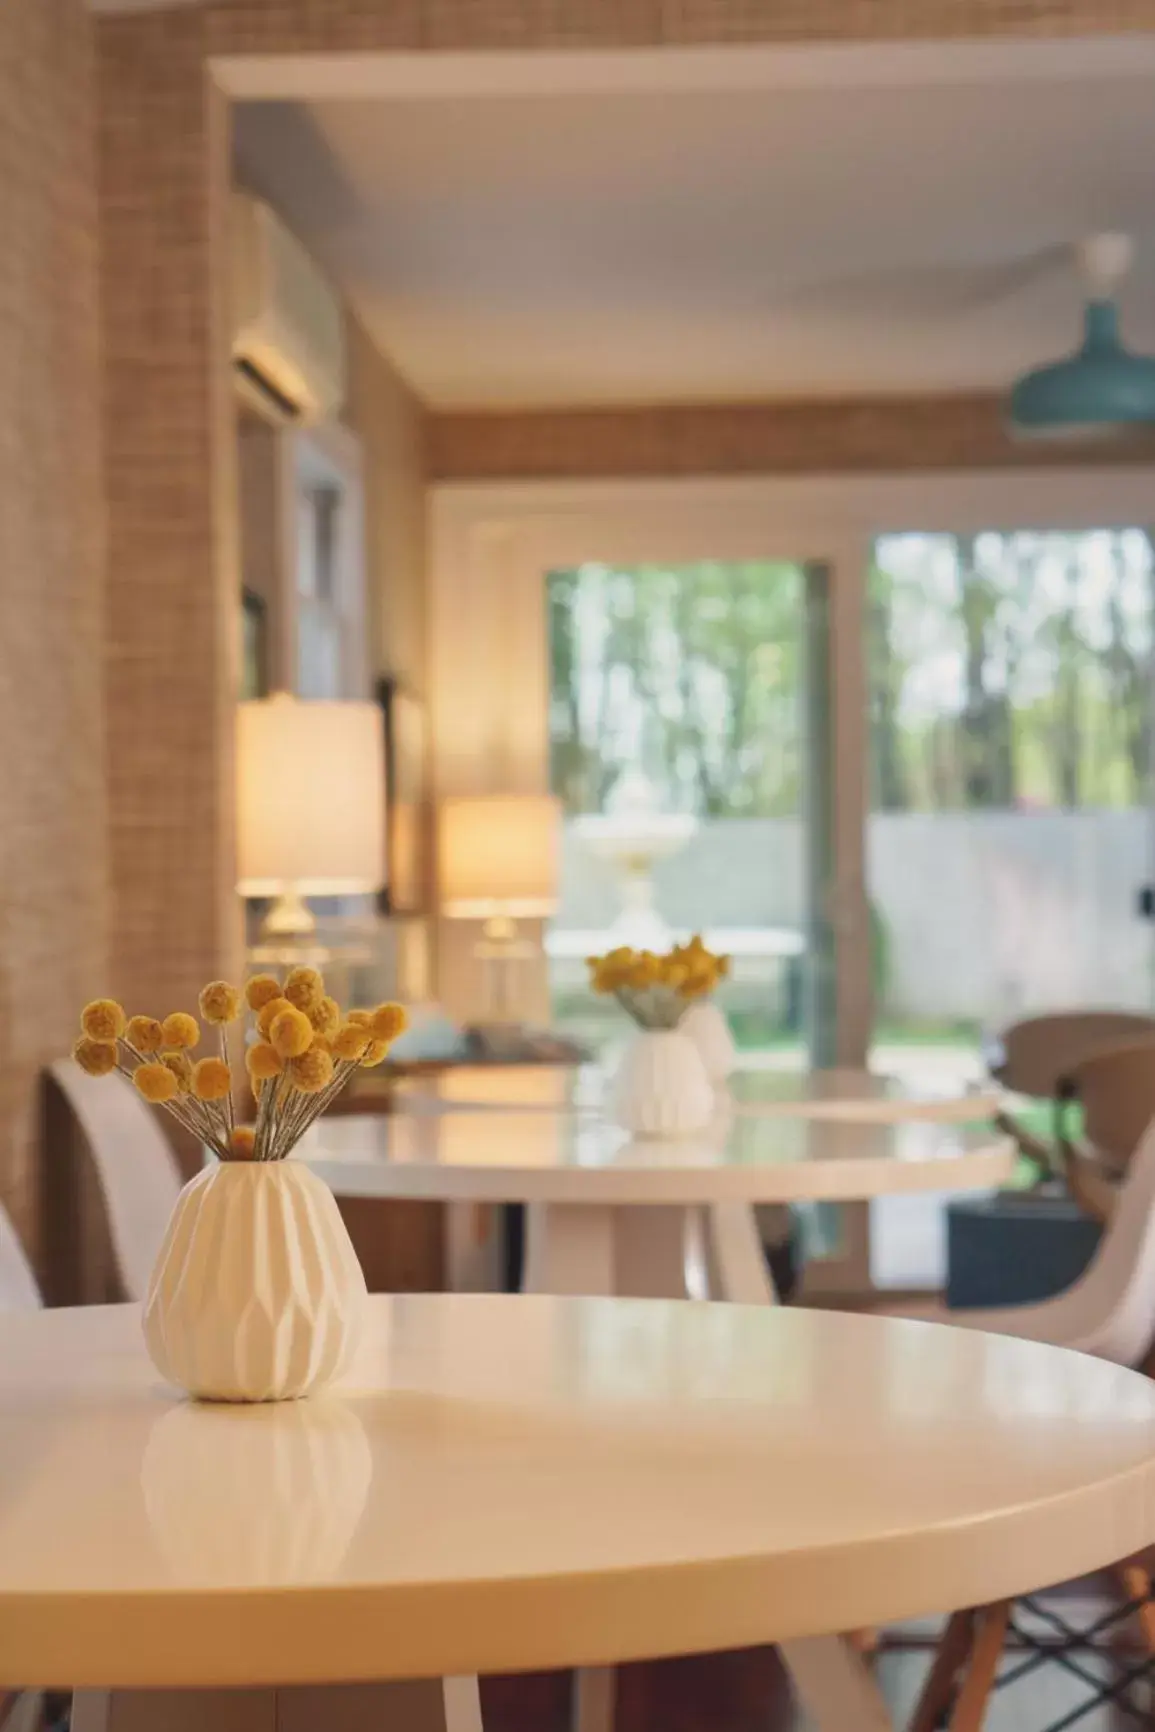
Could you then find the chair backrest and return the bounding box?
[1060,1116,1155,1365]
[1067,1037,1155,1174]
[0,1204,41,1311]
[47,1059,183,1303]
[986,1010,1155,1099]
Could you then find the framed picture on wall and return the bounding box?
[241,589,269,699]
[378,677,428,915]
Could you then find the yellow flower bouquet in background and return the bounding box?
[586,936,730,1029]
[74,968,407,1165]
[587,938,730,1137]
[73,970,409,1403]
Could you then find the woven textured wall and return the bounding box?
[0,0,105,1252]
[205,0,1155,52]
[428,397,1155,481]
[98,11,244,1026]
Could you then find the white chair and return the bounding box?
[0,1204,43,1732]
[908,1116,1155,1366]
[46,1060,183,1303]
[0,1204,40,1314]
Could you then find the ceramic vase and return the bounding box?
[680,998,738,1086]
[610,1028,714,1137]
[143,1160,367,1403]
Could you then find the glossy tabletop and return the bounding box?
[392,1063,1001,1123]
[2,1296,1155,1690]
[299,1110,1014,1205]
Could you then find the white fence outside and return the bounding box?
[554,810,1155,1023]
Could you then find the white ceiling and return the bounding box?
[233,46,1155,409]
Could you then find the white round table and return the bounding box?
[2,1296,1154,1732]
[392,1063,1001,1123]
[300,1112,1014,1302]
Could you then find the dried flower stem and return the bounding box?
[218,1026,235,1141]
[116,1038,231,1159]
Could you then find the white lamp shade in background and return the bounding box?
[237,694,385,896]
[438,795,560,919]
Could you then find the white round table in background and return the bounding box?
[390,1063,1001,1123]
[2,1297,1154,1732]
[300,1111,1014,1302]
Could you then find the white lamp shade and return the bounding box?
[237,694,385,896]
[438,795,560,919]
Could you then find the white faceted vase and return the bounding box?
[143,1160,367,1403]
[610,1028,714,1138]
[680,998,738,1085]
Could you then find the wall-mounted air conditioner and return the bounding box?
[231,192,346,425]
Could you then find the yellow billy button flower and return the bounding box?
[288,1046,334,1094]
[332,1023,371,1063]
[256,996,293,1039]
[81,999,126,1043]
[134,1063,179,1105]
[160,1050,194,1093]
[269,1006,313,1060]
[73,1036,118,1078]
[346,1009,373,1027]
[161,1012,200,1051]
[230,1126,257,1160]
[283,967,324,1014]
[369,1002,409,1044]
[199,981,241,1025]
[308,995,342,1036]
[244,974,282,1013]
[359,1038,391,1068]
[192,1057,232,1102]
[626,953,661,990]
[245,1042,283,1084]
[124,1015,164,1055]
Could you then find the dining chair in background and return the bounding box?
[44,1060,183,1304]
[0,1203,43,1732]
[984,1009,1155,1177]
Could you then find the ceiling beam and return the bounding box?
[427,396,1155,482]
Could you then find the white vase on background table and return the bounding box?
[143,1160,367,1403]
[610,1028,714,1138]
[680,998,738,1087]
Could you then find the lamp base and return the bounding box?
[472,918,538,1021]
[260,888,317,940]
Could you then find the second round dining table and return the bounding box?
[389,1061,1002,1123]
[300,1109,1014,1303]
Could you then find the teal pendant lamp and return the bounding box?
[1008,234,1155,438]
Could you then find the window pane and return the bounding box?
[866,527,1155,1288]
[547,560,806,1059]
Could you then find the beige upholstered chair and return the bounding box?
[0,1204,39,1314]
[46,1060,183,1303]
[0,1205,42,1732]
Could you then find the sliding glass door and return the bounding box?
[866,526,1155,1288]
[542,557,847,1067]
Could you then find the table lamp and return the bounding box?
[237,692,385,938]
[438,794,560,1021]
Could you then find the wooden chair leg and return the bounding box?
[1116,1560,1155,1653]
[906,1611,974,1732]
[948,1603,1010,1732]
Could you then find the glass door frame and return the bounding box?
[430,469,1155,1297]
